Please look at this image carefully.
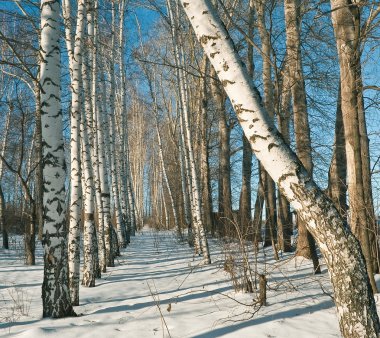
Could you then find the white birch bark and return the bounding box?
[99,62,114,267]
[86,0,107,273]
[40,0,74,317]
[63,0,85,306]
[180,1,380,336]
[108,2,126,249]
[117,0,131,242]
[80,103,97,287]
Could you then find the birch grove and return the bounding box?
[0,0,380,335]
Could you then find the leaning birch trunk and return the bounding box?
[63,0,85,306]
[180,1,380,336]
[0,107,11,249]
[40,0,74,318]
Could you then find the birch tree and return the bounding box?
[63,0,86,306]
[40,0,74,318]
[180,0,380,336]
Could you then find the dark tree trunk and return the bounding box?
[0,185,8,249]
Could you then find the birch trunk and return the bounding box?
[80,100,97,287]
[40,0,75,317]
[118,0,131,244]
[63,0,85,306]
[34,81,44,242]
[180,1,380,336]
[87,0,107,273]
[109,2,126,249]
[99,65,114,268]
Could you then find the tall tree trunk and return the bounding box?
[34,82,44,242]
[238,0,254,240]
[0,107,11,249]
[284,0,319,271]
[108,2,126,250]
[254,0,277,252]
[330,0,377,293]
[99,64,114,268]
[180,1,380,336]
[0,185,7,249]
[276,64,292,252]
[63,0,85,306]
[199,57,214,235]
[80,92,97,287]
[327,84,347,220]
[118,0,131,244]
[211,70,233,233]
[40,0,75,318]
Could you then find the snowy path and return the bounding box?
[0,228,343,337]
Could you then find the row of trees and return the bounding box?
[0,0,380,336]
[1,0,138,315]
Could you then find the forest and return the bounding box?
[0,0,380,337]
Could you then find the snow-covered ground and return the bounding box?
[0,227,356,337]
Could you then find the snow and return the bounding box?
[0,228,355,337]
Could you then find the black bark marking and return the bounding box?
[249,134,267,144]
[210,51,220,58]
[278,172,296,185]
[222,79,235,87]
[200,34,219,45]
[268,143,279,151]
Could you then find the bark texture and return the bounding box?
[284,0,319,269]
[40,0,75,318]
[330,0,377,292]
